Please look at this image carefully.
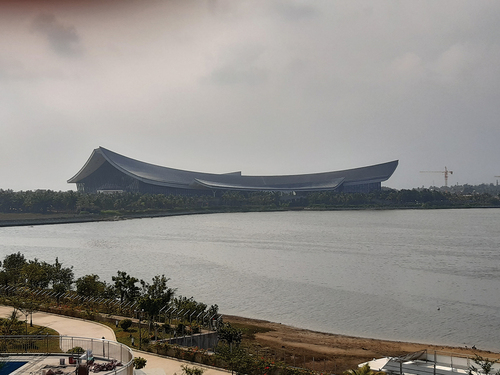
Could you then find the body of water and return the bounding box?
[1,209,499,351]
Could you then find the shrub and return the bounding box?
[83,310,95,321]
[100,210,121,215]
[176,323,185,335]
[181,365,205,375]
[133,357,147,369]
[67,346,85,354]
[162,323,173,334]
[120,319,133,331]
[153,341,170,355]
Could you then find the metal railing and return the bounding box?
[0,335,134,375]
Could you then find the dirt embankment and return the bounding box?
[224,315,500,373]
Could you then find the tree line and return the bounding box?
[0,252,218,330]
[306,188,500,208]
[0,252,318,375]
[0,186,499,215]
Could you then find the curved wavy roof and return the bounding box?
[68,147,398,192]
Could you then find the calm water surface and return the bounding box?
[1,209,499,350]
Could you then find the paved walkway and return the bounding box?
[0,305,229,375]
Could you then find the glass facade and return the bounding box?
[342,182,381,193]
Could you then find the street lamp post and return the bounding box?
[139,309,144,350]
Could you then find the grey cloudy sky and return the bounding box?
[1,0,499,191]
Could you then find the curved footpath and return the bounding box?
[0,306,229,375]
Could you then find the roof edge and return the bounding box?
[67,148,105,183]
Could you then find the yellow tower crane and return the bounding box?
[420,167,453,187]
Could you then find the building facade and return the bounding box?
[68,147,398,196]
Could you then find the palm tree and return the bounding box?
[345,364,373,375]
[0,309,24,335]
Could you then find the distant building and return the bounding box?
[68,147,398,196]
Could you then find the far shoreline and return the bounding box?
[1,205,498,228]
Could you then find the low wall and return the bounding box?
[165,332,218,350]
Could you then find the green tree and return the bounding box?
[76,274,106,297]
[0,252,26,286]
[23,190,55,213]
[172,296,207,324]
[112,271,140,304]
[217,322,242,352]
[0,309,25,335]
[120,319,133,331]
[215,345,260,375]
[13,289,41,327]
[139,275,175,332]
[21,259,52,289]
[50,258,74,303]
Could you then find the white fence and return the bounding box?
[0,335,134,375]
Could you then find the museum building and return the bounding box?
[68,147,398,196]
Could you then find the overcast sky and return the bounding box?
[1,0,499,191]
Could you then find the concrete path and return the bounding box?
[0,306,116,340]
[0,305,229,375]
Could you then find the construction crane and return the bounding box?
[420,167,453,187]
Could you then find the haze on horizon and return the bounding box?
[1,0,499,192]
